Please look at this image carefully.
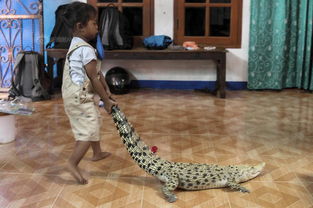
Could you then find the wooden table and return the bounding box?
[46,48,227,98]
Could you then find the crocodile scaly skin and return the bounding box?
[111,106,265,203]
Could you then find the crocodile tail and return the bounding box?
[111,105,155,156]
[111,106,173,177]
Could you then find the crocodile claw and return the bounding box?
[166,194,177,203]
[239,187,250,193]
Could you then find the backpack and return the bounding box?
[47,4,105,57]
[99,6,133,50]
[9,51,51,101]
[46,4,72,49]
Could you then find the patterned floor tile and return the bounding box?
[0,174,64,208]
[1,89,313,207]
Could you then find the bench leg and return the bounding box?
[216,57,226,98]
[47,56,54,94]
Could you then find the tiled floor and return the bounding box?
[1,89,313,208]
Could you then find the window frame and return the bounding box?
[87,0,154,46]
[174,0,243,48]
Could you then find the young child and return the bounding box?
[61,2,116,184]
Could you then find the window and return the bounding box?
[88,0,154,46]
[174,0,243,48]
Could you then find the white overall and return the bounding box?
[62,42,102,141]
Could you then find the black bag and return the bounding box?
[46,4,72,49]
[99,6,133,50]
[9,51,51,101]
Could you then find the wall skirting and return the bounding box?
[130,80,247,90]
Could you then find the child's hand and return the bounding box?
[106,90,112,98]
[103,97,117,114]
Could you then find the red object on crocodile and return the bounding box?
[151,146,158,153]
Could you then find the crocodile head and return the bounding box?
[236,162,265,183]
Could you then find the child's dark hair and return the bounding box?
[63,2,97,30]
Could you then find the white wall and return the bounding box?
[84,0,250,82]
[227,0,250,81]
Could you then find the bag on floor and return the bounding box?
[99,5,133,50]
[9,51,51,101]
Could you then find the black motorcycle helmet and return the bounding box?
[105,67,130,94]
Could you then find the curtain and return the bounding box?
[248,0,313,90]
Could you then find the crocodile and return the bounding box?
[111,106,265,203]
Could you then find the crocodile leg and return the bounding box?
[160,174,179,203]
[226,182,250,193]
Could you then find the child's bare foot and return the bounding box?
[67,163,88,184]
[92,152,111,161]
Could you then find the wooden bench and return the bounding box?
[46,48,227,98]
